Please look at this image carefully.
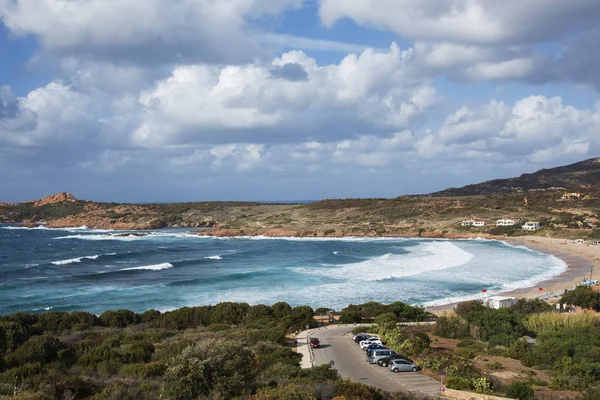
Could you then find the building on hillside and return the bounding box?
[486,296,517,309]
[472,220,485,227]
[461,220,474,226]
[496,219,516,226]
[522,221,541,231]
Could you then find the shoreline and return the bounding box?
[5,224,598,314]
[428,236,599,314]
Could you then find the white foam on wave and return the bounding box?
[121,263,174,271]
[50,253,115,265]
[332,251,339,255]
[53,231,199,241]
[205,255,223,260]
[3,225,116,233]
[294,241,474,281]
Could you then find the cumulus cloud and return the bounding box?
[129,43,435,146]
[437,95,600,160]
[0,0,303,64]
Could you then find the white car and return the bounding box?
[359,339,382,349]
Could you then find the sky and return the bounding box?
[1,0,600,203]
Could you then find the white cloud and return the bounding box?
[319,0,600,45]
[129,44,436,146]
[0,0,303,64]
[437,95,600,159]
[0,81,99,147]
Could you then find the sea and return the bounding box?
[0,225,567,316]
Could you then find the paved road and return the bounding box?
[310,325,443,398]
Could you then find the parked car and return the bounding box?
[365,344,387,355]
[360,339,382,350]
[310,338,321,348]
[353,333,368,341]
[353,334,377,343]
[367,349,396,364]
[389,359,419,372]
[376,354,410,367]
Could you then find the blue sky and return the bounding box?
[1,0,600,202]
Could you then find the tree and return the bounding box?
[271,302,293,319]
[375,312,397,328]
[163,340,257,399]
[560,286,600,311]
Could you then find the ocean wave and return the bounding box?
[2,225,116,233]
[167,269,272,287]
[50,253,116,265]
[53,231,199,241]
[121,263,174,271]
[205,255,223,260]
[294,241,474,281]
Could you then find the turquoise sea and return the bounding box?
[0,225,566,315]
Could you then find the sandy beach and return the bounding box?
[429,236,600,314]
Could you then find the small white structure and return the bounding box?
[486,296,517,309]
[461,220,474,226]
[522,221,541,231]
[472,220,485,227]
[496,219,516,226]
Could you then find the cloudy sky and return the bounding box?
[1,0,600,202]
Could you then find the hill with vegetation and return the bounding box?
[429,157,600,197]
[1,158,600,240]
[0,301,428,400]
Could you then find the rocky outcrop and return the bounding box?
[195,226,492,240]
[30,192,79,207]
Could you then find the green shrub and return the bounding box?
[505,381,534,400]
[375,312,397,327]
[435,317,470,339]
[210,302,250,325]
[0,321,30,355]
[162,339,257,399]
[339,312,362,324]
[4,335,69,367]
[297,364,339,381]
[560,286,600,311]
[99,310,141,328]
[507,338,529,359]
[119,362,166,378]
[447,376,473,391]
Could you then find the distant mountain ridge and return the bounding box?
[428,157,600,197]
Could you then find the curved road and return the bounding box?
[308,325,443,398]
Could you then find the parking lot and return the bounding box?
[309,325,444,398]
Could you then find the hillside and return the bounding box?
[429,157,600,197]
[1,157,600,239]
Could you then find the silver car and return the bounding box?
[388,359,418,372]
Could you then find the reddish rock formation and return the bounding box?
[30,192,79,207]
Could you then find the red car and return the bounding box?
[310,338,321,348]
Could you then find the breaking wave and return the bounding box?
[121,263,174,271]
[294,241,474,281]
[50,253,116,265]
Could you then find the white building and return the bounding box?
[486,296,517,309]
[496,219,516,226]
[472,220,485,227]
[522,221,541,231]
[461,220,474,226]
